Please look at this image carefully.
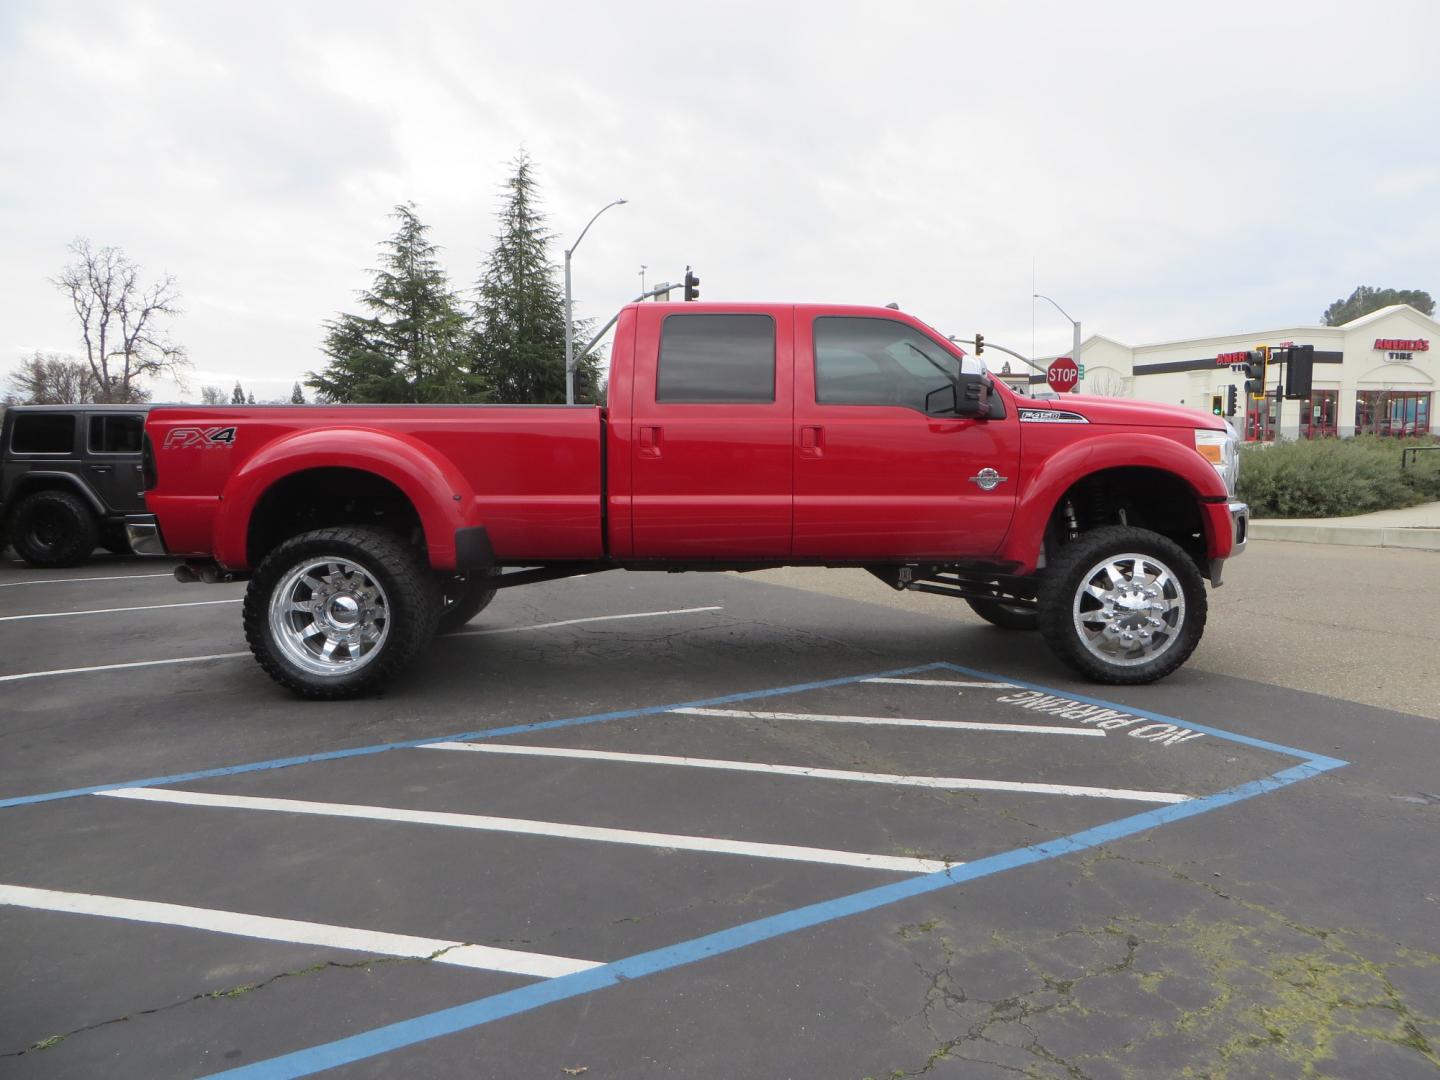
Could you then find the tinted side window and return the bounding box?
[89,414,144,454]
[815,317,960,413]
[11,414,76,454]
[657,314,775,403]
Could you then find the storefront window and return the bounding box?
[1299,390,1338,439]
[1244,393,1276,442]
[1354,391,1431,437]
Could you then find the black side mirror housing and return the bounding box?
[926,372,991,418]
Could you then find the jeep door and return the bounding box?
[84,412,148,512]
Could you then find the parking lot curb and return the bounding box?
[1250,521,1440,551]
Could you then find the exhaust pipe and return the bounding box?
[174,562,233,585]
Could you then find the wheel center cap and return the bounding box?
[326,594,361,628]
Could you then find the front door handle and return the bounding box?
[799,425,824,458]
[638,425,663,458]
[90,465,113,473]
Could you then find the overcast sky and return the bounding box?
[3,1,1437,401]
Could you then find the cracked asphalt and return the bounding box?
[1,548,1437,1079]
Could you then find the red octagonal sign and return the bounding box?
[1047,356,1079,393]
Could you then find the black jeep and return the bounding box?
[0,405,152,568]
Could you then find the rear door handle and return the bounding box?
[90,465,112,473]
[638,425,663,458]
[799,425,824,457]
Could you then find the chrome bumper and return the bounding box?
[1209,501,1249,587]
[124,514,168,557]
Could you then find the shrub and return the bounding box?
[1237,435,1440,518]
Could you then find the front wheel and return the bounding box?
[1037,526,1206,685]
[243,526,440,699]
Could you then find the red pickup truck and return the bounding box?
[130,302,1247,698]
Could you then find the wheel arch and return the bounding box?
[997,434,1226,574]
[6,472,107,518]
[215,428,480,571]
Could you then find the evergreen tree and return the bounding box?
[472,154,602,403]
[309,203,480,403]
[247,390,256,405]
[290,382,306,404]
[1322,286,1435,326]
[231,381,245,404]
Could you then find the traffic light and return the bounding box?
[1226,384,1238,416]
[574,365,592,402]
[1243,347,1269,399]
[1284,344,1314,400]
[974,332,985,356]
[1211,394,1223,416]
[683,266,700,302]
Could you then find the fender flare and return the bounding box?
[213,427,482,570]
[7,472,107,518]
[996,432,1228,572]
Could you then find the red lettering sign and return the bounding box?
[1047,356,1079,393]
[1216,351,1248,364]
[1374,338,1429,351]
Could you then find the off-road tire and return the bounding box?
[965,597,1039,631]
[437,571,498,634]
[11,490,99,568]
[1037,525,1207,685]
[243,526,440,700]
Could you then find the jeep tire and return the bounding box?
[437,570,498,634]
[11,490,99,568]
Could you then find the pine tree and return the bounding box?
[247,391,256,405]
[290,382,305,404]
[231,381,245,405]
[472,154,601,403]
[309,203,481,403]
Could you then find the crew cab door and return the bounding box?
[792,311,1019,559]
[629,306,794,557]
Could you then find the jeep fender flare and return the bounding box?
[995,432,1228,573]
[213,427,481,571]
[7,472,107,518]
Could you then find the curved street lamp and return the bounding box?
[1033,293,1082,388]
[565,198,628,404]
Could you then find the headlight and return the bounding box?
[1195,428,1239,496]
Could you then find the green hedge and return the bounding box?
[1237,435,1440,518]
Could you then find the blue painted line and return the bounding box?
[0,662,951,810]
[937,662,1347,769]
[203,755,1346,1079]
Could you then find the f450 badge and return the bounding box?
[163,426,237,449]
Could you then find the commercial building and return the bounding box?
[1018,304,1436,441]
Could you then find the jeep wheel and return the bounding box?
[243,526,440,699]
[1037,525,1206,685]
[965,597,1038,632]
[437,571,498,634]
[11,490,99,568]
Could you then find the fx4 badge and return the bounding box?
[163,426,237,450]
[968,467,1008,491]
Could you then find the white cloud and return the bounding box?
[2,0,1437,400]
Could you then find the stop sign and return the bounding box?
[1047,356,1079,393]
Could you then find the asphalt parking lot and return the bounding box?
[2,553,1438,1079]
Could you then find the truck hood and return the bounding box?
[1016,394,1227,431]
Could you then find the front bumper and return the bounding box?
[1208,501,1249,586]
[124,514,168,557]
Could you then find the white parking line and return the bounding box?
[421,743,1190,803]
[0,598,241,622]
[863,678,1018,689]
[673,707,1103,737]
[0,652,251,683]
[0,883,598,978]
[99,787,953,874]
[452,606,724,637]
[0,572,174,588]
[0,608,728,683]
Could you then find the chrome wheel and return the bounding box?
[1071,552,1185,668]
[268,558,390,677]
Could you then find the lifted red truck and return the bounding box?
[131,302,1247,698]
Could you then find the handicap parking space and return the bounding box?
[2,560,1437,1079]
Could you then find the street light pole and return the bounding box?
[1033,293,1082,390]
[564,198,627,404]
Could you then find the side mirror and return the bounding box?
[927,373,991,418]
